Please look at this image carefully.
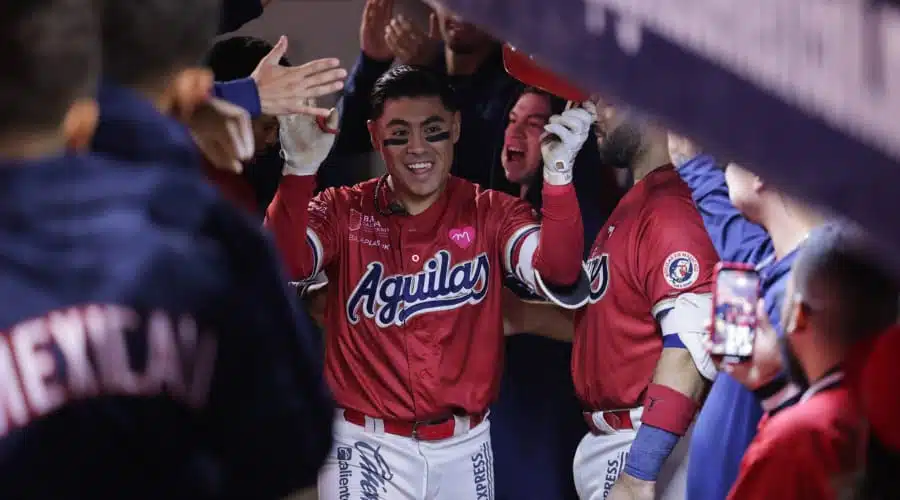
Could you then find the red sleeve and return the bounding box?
[202,160,260,217]
[635,195,717,314]
[728,431,835,500]
[263,175,340,281]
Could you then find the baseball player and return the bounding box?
[536,102,720,500]
[264,65,592,500]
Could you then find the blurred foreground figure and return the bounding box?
[0,1,332,498]
[724,223,897,499]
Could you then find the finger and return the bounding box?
[542,123,575,144]
[396,16,421,37]
[292,58,343,78]
[291,69,348,92]
[261,36,288,66]
[549,114,585,137]
[560,109,594,131]
[428,12,439,39]
[755,299,771,330]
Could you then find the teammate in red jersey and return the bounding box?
[265,65,591,500]
[527,104,720,500]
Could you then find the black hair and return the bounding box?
[205,35,290,81]
[792,222,899,342]
[370,65,458,120]
[100,0,221,88]
[0,0,99,136]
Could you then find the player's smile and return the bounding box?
[405,160,435,177]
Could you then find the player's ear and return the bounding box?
[451,111,461,144]
[168,67,215,122]
[752,175,766,194]
[63,97,99,152]
[367,120,381,152]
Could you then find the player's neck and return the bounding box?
[387,176,442,216]
[630,142,671,182]
[800,340,845,386]
[760,198,824,260]
[445,46,492,76]
[0,131,67,161]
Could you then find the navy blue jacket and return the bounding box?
[89,80,333,497]
[0,153,331,499]
[678,155,799,500]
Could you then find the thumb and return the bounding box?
[428,12,439,39]
[262,36,288,65]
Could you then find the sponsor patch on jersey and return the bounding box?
[663,251,699,289]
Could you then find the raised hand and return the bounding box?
[250,36,347,117]
[189,98,254,173]
[384,13,441,66]
[279,100,340,176]
[541,101,597,185]
[360,0,395,61]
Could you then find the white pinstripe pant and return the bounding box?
[317,413,495,500]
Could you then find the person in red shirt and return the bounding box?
[723,222,897,500]
[265,65,591,500]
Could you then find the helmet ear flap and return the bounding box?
[502,44,591,102]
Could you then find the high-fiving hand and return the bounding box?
[279,102,340,176]
[251,36,347,117]
[541,101,597,185]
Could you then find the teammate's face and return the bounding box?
[780,276,811,387]
[502,92,551,184]
[724,163,763,222]
[370,96,459,202]
[594,103,644,170]
[434,7,494,54]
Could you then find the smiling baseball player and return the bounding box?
[265,65,592,500]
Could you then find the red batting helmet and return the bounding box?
[502,44,590,102]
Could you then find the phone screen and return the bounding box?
[711,267,761,360]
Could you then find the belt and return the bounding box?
[583,409,635,435]
[342,409,486,441]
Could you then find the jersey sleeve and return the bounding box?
[635,195,718,317]
[264,175,341,284]
[496,192,590,309]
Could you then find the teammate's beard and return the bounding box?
[597,119,644,170]
[779,336,810,389]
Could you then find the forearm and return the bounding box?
[263,175,318,280]
[532,183,584,286]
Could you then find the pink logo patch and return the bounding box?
[449,226,475,249]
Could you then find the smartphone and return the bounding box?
[710,262,761,362]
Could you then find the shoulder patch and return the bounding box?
[663,251,700,289]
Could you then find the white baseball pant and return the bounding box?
[317,411,495,500]
[572,407,692,500]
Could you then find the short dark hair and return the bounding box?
[205,36,290,81]
[0,0,99,136]
[370,65,458,120]
[793,222,899,341]
[101,0,221,89]
[520,86,567,115]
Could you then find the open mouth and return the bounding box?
[406,161,434,177]
[504,146,526,163]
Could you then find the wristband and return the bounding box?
[623,424,679,481]
[640,383,698,436]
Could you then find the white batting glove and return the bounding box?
[540,102,597,186]
[279,107,339,176]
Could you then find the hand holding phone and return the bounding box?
[710,263,761,363]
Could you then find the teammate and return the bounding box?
[0,2,333,499]
[265,65,591,500]
[528,101,720,499]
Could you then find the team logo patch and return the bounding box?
[449,226,475,249]
[663,251,699,289]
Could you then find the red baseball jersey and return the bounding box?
[727,382,866,500]
[271,175,553,420]
[572,165,718,410]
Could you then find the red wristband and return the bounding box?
[641,383,698,436]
